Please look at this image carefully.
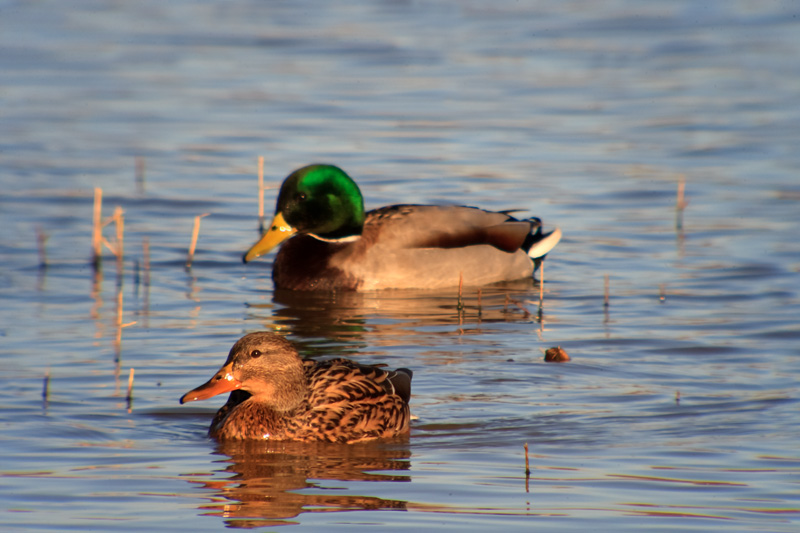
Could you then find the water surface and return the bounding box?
[1,0,799,531]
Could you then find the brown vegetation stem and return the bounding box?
[186,213,210,269]
[676,175,687,231]
[524,442,531,476]
[258,156,265,232]
[36,226,48,268]
[127,368,135,402]
[114,207,124,276]
[92,187,103,267]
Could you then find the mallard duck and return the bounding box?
[180,332,412,443]
[243,164,561,290]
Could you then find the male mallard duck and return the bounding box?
[180,332,412,443]
[243,164,561,290]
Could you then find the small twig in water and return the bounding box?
[91,187,103,269]
[186,213,210,269]
[36,226,48,268]
[457,272,464,311]
[127,368,135,401]
[142,237,150,288]
[675,175,688,231]
[537,262,545,329]
[126,368,135,413]
[135,156,146,193]
[524,442,531,476]
[42,367,50,405]
[258,156,265,232]
[113,206,124,276]
[511,299,531,319]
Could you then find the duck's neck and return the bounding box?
[247,373,309,414]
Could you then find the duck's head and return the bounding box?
[180,332,307,412]
[243,164,365,263]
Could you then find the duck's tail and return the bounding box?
[388,368,413,404]
[522,217,562,262]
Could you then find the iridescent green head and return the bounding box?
[277,164,365,238]
[243,164,365,263]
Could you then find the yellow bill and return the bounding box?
[243,211,297,263]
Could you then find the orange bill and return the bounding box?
[242,211,297,263]
[180,362,241,404]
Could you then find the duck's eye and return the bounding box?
[250,350,262,359]
[297,193,306,201]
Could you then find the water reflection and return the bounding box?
[244,280,553,352]
[191,439,410,528]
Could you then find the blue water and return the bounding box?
[2,0,800,531]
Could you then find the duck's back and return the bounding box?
[274,204,540,290]
[298,358,412,443]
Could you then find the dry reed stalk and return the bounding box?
[42,367,50,404]
[126,368,135,402]
[675,175,687,231]
[477,288,482,319]
[186,213,210,269]
[258,156,265,232]
[98,206,124,258]
[135,156,146,193]
[113,206,124,275]
[116,282,124,328]
[142,237,150,287]
[457,272,464,311]
[539,262,545,307]
[512,299,531,319]
[92,187,103,267]
[524,442,531,492]
[36,225,48,268]
[603,274,610,323]
[524,442,531,476]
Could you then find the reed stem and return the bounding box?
[258,156,265,232]
[186,213,210,269]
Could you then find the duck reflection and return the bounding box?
[191,438,411,528]
[245,279,548,353]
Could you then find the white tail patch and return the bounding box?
[527,227,562,259]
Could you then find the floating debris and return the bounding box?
[544,346,570,363]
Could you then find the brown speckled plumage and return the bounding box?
[180,332,412,443]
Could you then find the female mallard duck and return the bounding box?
[180,332,412,443]
[243,164,561,290]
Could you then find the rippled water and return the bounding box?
[2,0,800,531]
